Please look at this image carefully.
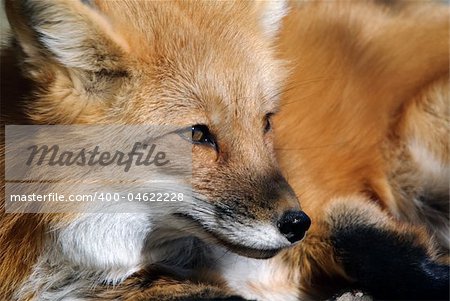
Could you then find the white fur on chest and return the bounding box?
[215,248,300,301]
[56,211,151,283]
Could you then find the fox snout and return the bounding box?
[277,210,311,243]
[185,168,311,258]
[273,179,311,243]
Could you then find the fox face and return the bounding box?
[4,0,309,263]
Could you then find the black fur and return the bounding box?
[331,224,449,300]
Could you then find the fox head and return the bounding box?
[5,0,310,258]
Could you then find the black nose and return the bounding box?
[277,211,311,243]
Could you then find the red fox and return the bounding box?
[0,0,448,300]
[1,1,307,300]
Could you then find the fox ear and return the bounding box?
[256,0,288,39]
[4,0,129,73]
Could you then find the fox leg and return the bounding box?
[74,266,247,301]
[325,196,449,300]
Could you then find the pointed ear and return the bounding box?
[255,0,288,39]
[4,0,129,72]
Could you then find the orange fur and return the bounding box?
[1,0,449,300]
[275,0,449,298]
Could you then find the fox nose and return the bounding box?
[277,211,311,243]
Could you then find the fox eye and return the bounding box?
[180,124,217,149]
[264,113,274,133]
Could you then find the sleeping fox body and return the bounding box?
[274,1,450,299]
[1,0,449,300]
